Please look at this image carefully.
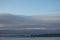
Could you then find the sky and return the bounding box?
[0,0,60,16]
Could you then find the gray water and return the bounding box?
[0,37,60,40]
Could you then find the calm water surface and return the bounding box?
[0,37,60,40]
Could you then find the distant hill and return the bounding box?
[0,13,41,29]
[0,13,41,24]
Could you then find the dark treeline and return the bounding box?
[31,34,60,37]
[0,34,60,37]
